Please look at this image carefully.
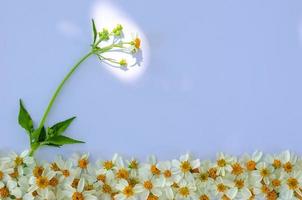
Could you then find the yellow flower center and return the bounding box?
[0,187,9,198]
[72,192,84,200]
[266,190,278,200]
[147,194,159,200]
[116,168,129,179]
[272,179,281,187]
[246,160,256,171]
[287,178,299,190]
[62,169,70,177]
[272,160,281,169]
[103,161,114,170]
[217,159,226,167]
[78,159,88,169]
[49,177,59,187]
[84,184,94,191]
[72,178,80,188]
[261,185,270,194]
[9,168,19,178]
[129,160,139,169]
[232,163,243,175]
[123,185,134,197]
[235,179,245,189]
[150,165,160,175]
[283,162,293,173]
[208,168,218,179]
[179,187,190,197]
[15,156,23,166]
[180,161,191,173]
[217,183,227,192]
[199,195,210,200]
[144,180,153,190]
[164,170,172,178]
[102,184,112,193]
[260,168,269,177]
[97,174,106,183]
[134,37,141,49]
[33,166,44,177]
[36,176,49,189]
[51,163,60,171]
[0,186,9,198]
[0,171,3,180]
[222,195,231,200]
[199,173,208,182]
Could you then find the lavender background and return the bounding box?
[1,0,302,160]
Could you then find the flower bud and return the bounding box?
[119,59,128,67]
[99,28,110,41]
[112,24,123,37]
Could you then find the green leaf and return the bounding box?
[92,19,97,44]
[50,117,76,136]
[18,99,34,133]
[31,126,43,143]
[46,135,84,146]
[38,127,46,142]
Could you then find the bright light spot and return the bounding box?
[91,1,150,83]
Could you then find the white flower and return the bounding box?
[172,154,200,182]
[28,167,56,194]
[135,170,163,199]
[6,150,34,167]
[174,180,197,200]
[64,178,97,200]
[214,152,235,176]
[115,179,140,200]
[279,172,302,199]
[96,154,121,180]
[7,176,29,199]
[252,162,274,185]
[241,150,263,172]
[212,177,237,199]
[157,161,177,186]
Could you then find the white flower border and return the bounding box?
[0,150,301,200]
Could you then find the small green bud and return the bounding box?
[99,28,110,41]
[119,59,128,67]
[112,24,123,36]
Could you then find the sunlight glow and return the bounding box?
[91,1,150,83]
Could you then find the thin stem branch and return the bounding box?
[37,51,94,131]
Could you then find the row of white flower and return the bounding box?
[0,150,301,200]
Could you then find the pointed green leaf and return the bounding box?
[50,117,76,136]
[46,135,84,146]
[18,99,34,133]
[92,19,97,44]
[31,126,43,143]
[38,127,46,142]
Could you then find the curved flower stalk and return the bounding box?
[18,20,142,156]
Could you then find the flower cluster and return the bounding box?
[0,150,302,200]
[91,22,142,68]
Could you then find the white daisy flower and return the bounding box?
[5,150,35,167]
[172,154,200,182]
[212,177,237,200]
[115,179,140,200]
[279,172,302,199]
[64,178,97,200]
[28,167,56,194]
[214,153,235,176]
[135,170,163,199]
[174,180,197,200]
[241,151,263,172]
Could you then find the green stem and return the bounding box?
[37,51,94,131]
